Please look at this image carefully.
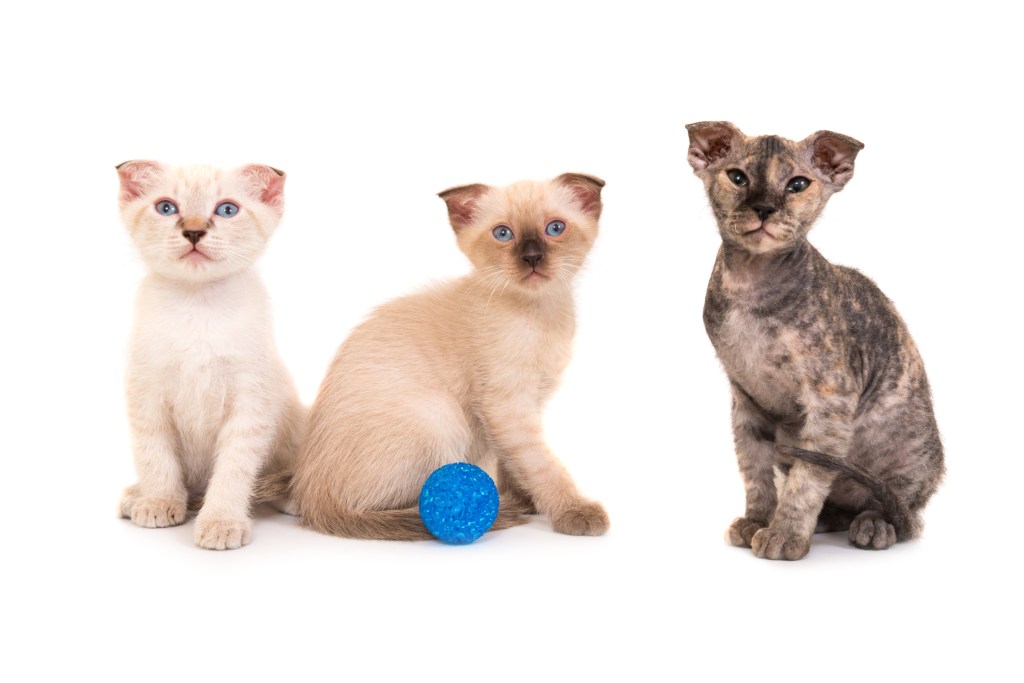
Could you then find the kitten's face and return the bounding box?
[117,162,285,282]
[686,122,863,254]
[439,174,604,295]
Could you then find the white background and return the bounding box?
[2,2,1020,681]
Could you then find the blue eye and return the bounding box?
[492,225,514,242]
[215,202,239,218]
[155,200,178,216]
[545,220,566,237]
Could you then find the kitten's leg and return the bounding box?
[120,385,187,528]
[726,387,778,547]
[482,404,607,536]
[750,397,854,560]
[194,395,276,550]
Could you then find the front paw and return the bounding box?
[726,517,767,547]
[751,527,811,560]
[194,517,252,550]
[849,511,896,550]
[551,501,609,536]
[120,488,187,528]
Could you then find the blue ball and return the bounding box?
[418,463,499,544]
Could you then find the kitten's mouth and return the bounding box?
[181,248,211,264]
[522,268,547,282]
[744,223,777,239]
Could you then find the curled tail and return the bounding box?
[775,444,915,540]
[252,470,531,541]
[301,497,532,541]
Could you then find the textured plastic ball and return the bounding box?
[418,463,499,544]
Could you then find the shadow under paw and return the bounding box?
[751,527,811,560]
[726,517,766,547]
[552,501,609,536]
[194,518,252,550]
[849,511,896,550]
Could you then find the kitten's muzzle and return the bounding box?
[520,239,544,269]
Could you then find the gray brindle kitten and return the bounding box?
[686,121,944,560]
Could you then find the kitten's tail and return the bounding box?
[301,498,532,541]
[775,444,915,540]
[251,470,532,541]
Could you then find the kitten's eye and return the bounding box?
[726,169,748,187]
[492,225,514,242]
[786,177,811,193]
[545,220,566,237]
[215,202,239,218]
[155,200,178,216]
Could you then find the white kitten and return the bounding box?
[116,161,303,550]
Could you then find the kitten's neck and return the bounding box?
[720,240,813,285]
[463,273,576,322]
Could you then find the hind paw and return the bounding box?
[849,511,896,550]
[726,517,766,547]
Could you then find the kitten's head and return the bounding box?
[117,161,285,282]
[439,173,604,295]
[685,121,863,254]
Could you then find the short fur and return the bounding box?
[288,174,610,540]
[116,161,303,550]
[686,122,944,560]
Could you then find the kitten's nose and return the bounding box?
[520,242,544,270]
[754,205,776,221]
[183,230,206,245]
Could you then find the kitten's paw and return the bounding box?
[121,491,187,528]
[751,527,811,560]
[551,501,609,536]
[726,517,766,547]
[849,511,896,550]
[194,517,252,550]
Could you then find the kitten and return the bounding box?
[116,161,304,550]
[286,173,610,540]
[686,122,944,560]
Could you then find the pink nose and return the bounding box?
[181,215,208,231]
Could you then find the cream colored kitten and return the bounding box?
[288,173,609,540]
[116,161,303,550]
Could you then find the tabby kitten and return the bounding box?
[117,161,304,550]
[686,121,944,560]
[287,174,609,540]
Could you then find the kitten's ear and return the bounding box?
[438,183,489,231]
[686,121,744,173]
[116,160,163,203]
[556,173,605,218]
[243,164,286,209]
[803,131,864,189]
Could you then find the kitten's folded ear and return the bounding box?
[243,165,286,209]
[438,183,489,232]
[556,173,605,218]
[116,160,164,203]
[803,131,864,190]
[685,121,745,173]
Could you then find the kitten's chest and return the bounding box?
[130,280,270,413]
[709,305,805,418]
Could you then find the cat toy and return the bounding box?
[418,463,499,544]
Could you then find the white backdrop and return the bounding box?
[2,2,1020,681]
